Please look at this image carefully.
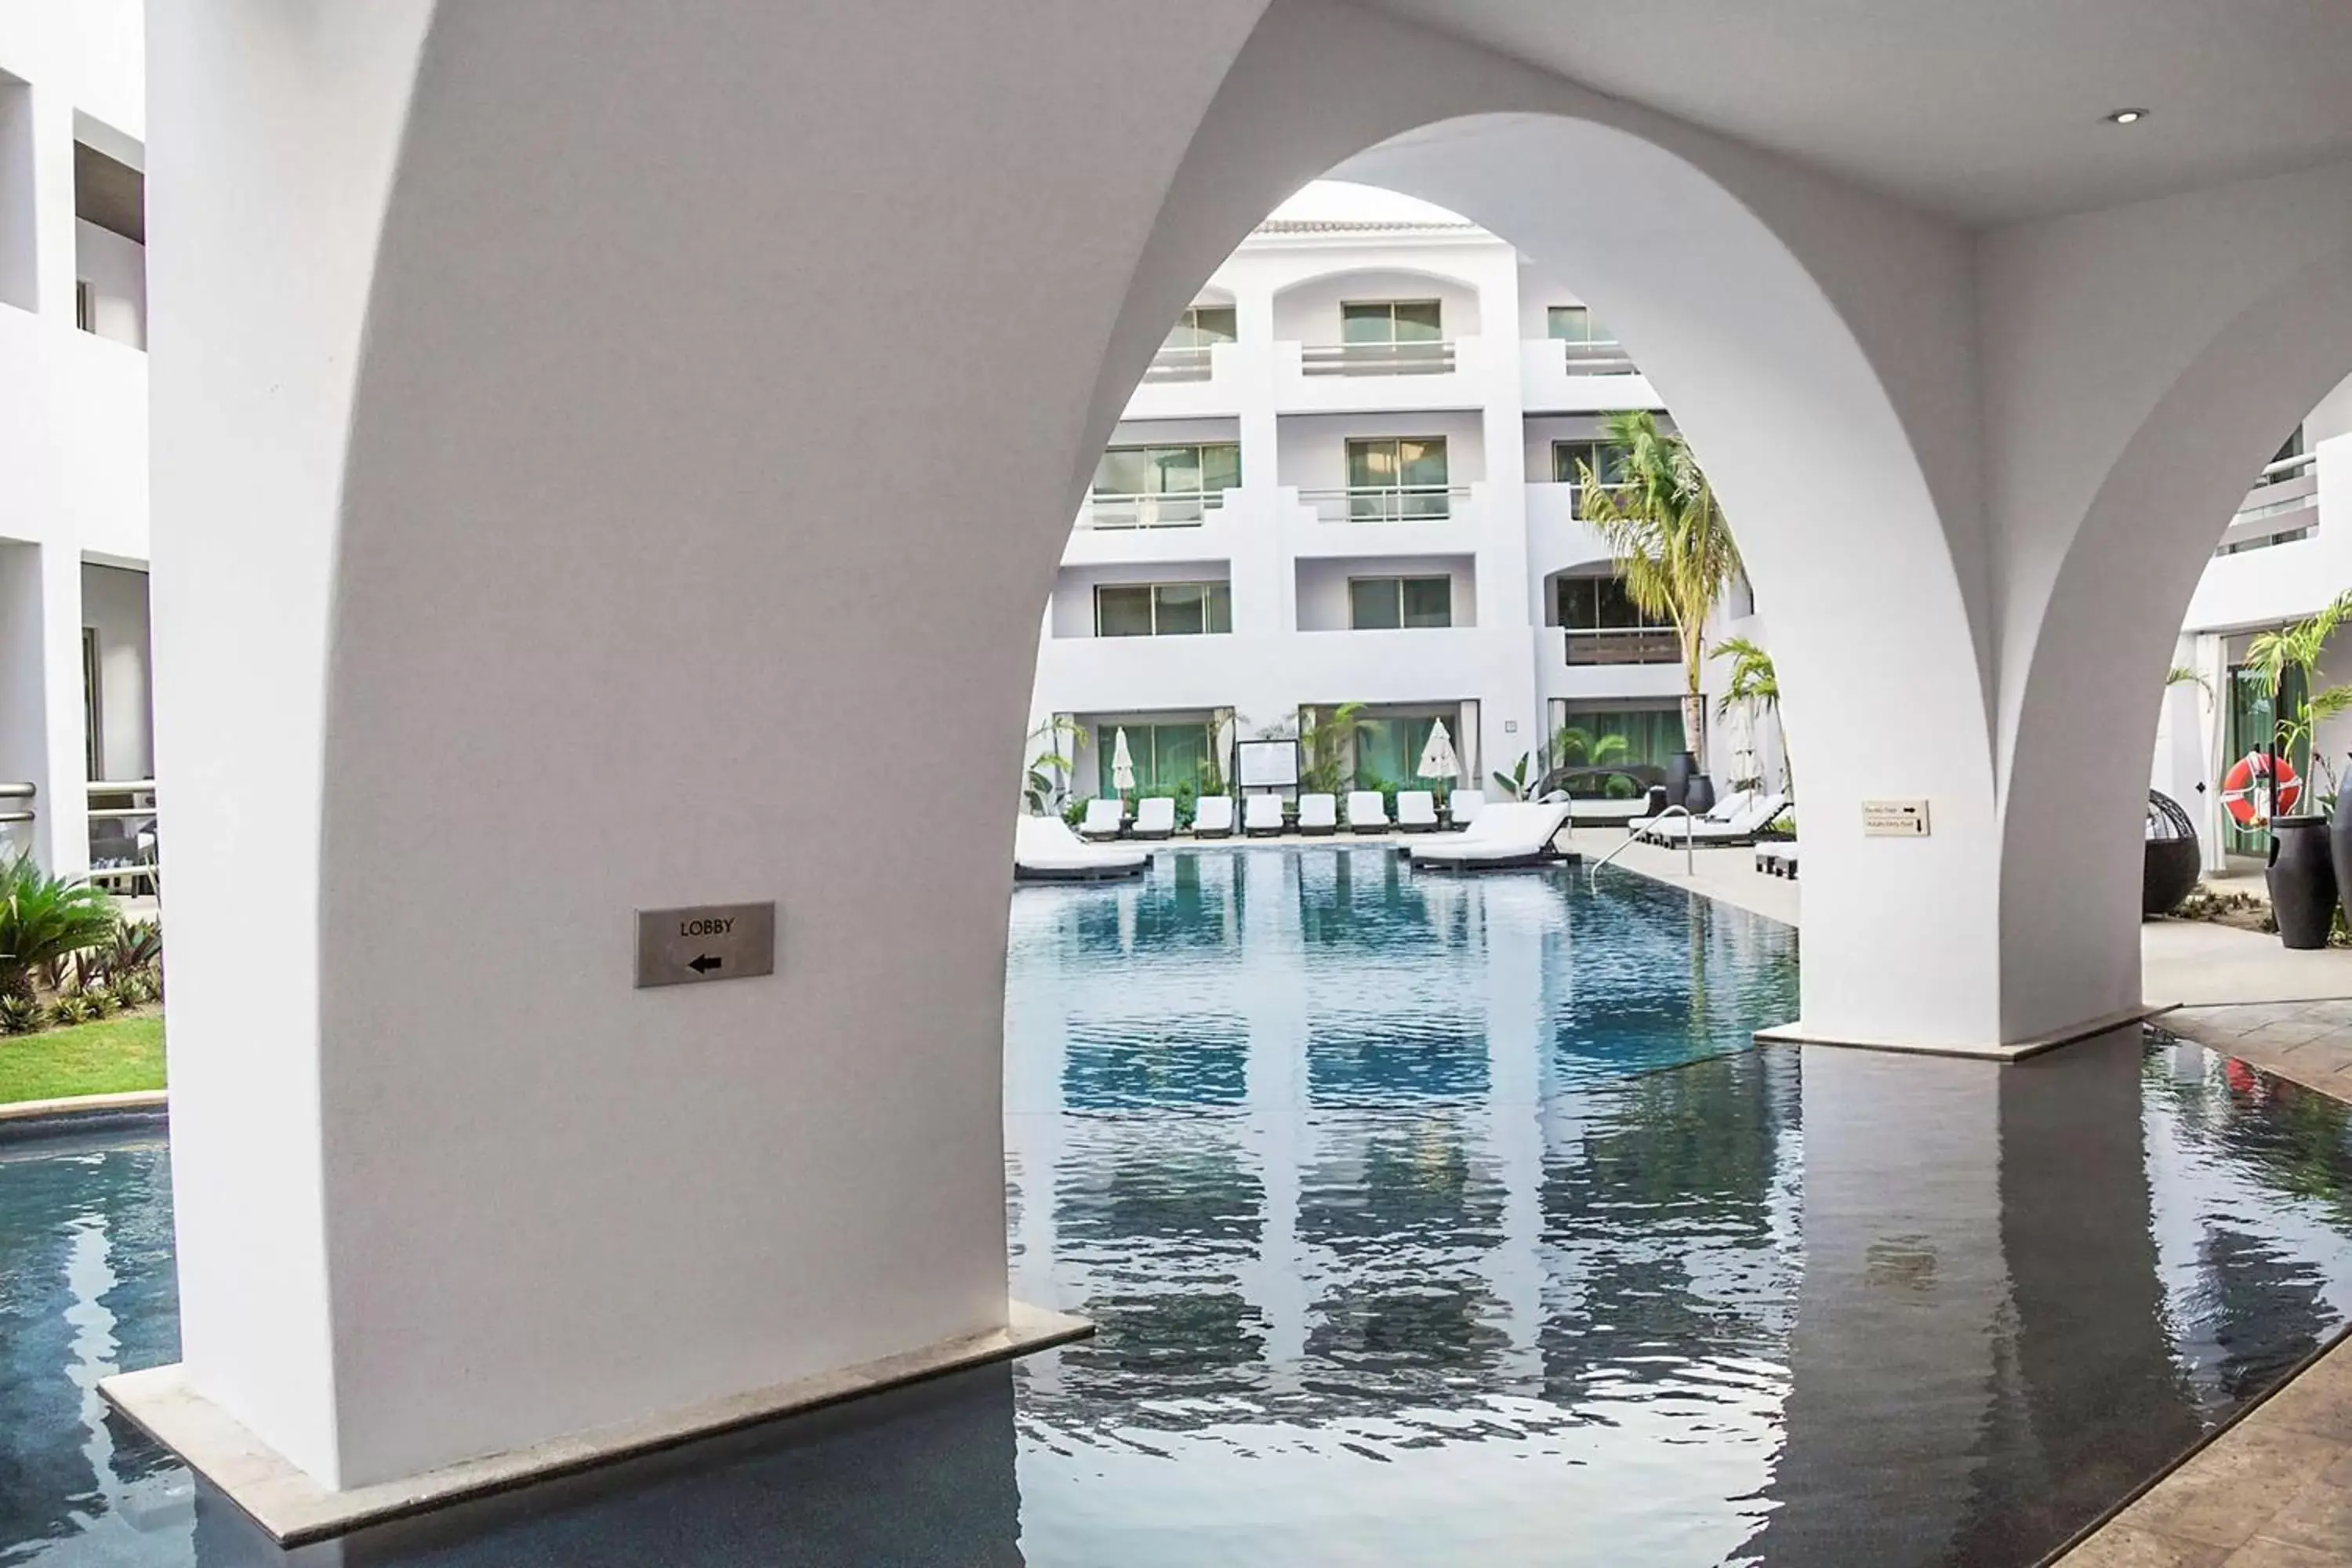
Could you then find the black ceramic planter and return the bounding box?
[2332,793,2352,935]
[1683,774,1717,816]
[2268,814,2337,949]
[1664,751,1697,808]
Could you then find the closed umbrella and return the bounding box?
[1417,719,1460,785]
[1111,727,1138,793]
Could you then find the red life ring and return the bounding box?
[2222,750,2300,828]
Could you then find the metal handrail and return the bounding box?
[1142,344,1218,383]
[1297,483,1468,523]
[2255,451,2318,483]
[1588,806,1695,887]
[1299,340,1456,377]
[1080,491,1229,529]
[1557,339,1639,376]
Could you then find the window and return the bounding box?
[1546,305,1615,344]
[1559,706,1685,769]
[1555,573,1668,632]
[1091,441,1240,526]
[1345,436,1450,521]
[1350,714,1446,789]
[1349,575,1452,630]
[1094,581,1232,637]
[1552,438,1632,495]
[1341,299,1443,344]
[81,627,102,778]
[1098,721,1215,797]
[74,279,93,334]
[1166,304,1237,348]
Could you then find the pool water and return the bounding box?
[6,847,2352,1565]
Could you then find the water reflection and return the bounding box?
[5,852,2352,1565]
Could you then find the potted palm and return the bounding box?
[2244,590,2352,948]
[1577,411,1744,809]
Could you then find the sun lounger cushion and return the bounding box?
[1243,795,1285,835]
[1192,795,1235,837]
[1345,790,1388,831]
[1396,791,1439,829]
[1297,793,1338,833]
[1132,797,1177,838]
[1079,797,1124,839]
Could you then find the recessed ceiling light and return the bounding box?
[2103,107,2150,125]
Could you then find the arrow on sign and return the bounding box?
[688,954,723,975]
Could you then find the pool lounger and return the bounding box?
[1755,842,1798,879]
[1297,793,1339,836]
[1192,795,1236,838]
[1014,815,1149,881]
[1077,797,1125,840]
[1345,790,1389,833]
[1396,790,1439,832]
[1243,794,1286,837]
[1406,800,1576,870]
[1131,797,1177,840]
[1632,793,1790,847]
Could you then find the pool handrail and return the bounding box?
[1588,806,1695,887]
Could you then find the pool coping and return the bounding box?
[1754,1002,2178,1062]
[0,1089,166,1141]
[101,1298,1092,1546]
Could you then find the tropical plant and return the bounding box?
[1300,702,1374,795]
[78,985,115,1019]
[2165,664,2211,699]
[2243,590,2352,810]
[1022,715,1082,816]
[1491,752,1537,801]
[0,855,118,1004]
[46,994,95,1029]
[1549,724,1630,770]
[1576,410,1744,765]
[1713,635,1786,793]
[0,993,38,1034]
[106,975,143,1013]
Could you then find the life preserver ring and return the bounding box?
[2222,750,2300,828]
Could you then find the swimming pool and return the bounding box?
[5,847,2352,1565]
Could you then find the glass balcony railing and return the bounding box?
[1082,490,1229,529]
[1299,484,1468,523]
[1555,339,1638,376]
[1142,344,1220,384]
[1299,340,1456,377]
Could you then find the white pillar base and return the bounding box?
[1754,1003,2172,1062]
[100,1300,1088,1546]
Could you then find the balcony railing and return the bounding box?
[1299,484,1468,524]
[1299,340,1455,377]
[89,779,158,893]
[1083,490,1229,529]
[2217,452,2320,555]
[1142,344,1218,384]
[1565,626,1680,665]
[1555,339,1639,376]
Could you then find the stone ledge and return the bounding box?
[100,1299,1091,1545]
[1755,1003,2175,1062]
[0,1088,167,1127]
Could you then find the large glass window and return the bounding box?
[1166,304,1238,349]
[1351,714,1444,789]
[1349,575,1452,630]
[1546,305,1616,344]
[1098,721,1216,797]
[1094,581,1232,637]
[1091,441,1240,527]
[1341,299,1443,344]
[1555,573,1669,632]
[1345,436,1450,521]
[1559,706,1685,770]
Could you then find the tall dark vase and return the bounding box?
[2332,788,2352,934]
[1664,751,1697,809]
[2268,815,2337,949]
[1683,774,1717,816]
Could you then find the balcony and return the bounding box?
[1298,340,1456,377]
[1519,337,1657,414]
[1122,341,1242,419]
[1273,336,1487,414]
[2214,452,2318,556]
[1296,483,1467,524]
[1564,626,1679,665]
[1142,345,1217,384]
[1080,489,1230,531]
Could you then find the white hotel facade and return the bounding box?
[1038,200,2352,873]
[1028,205,1771,811]
[0,2,152,884]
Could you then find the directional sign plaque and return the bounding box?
[634,902,777,989]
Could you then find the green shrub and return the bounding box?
[0,855,118,1003]
[0,994,39,1034]
[107,976,143,1013]
[80,986,115,1019]
[47,995,96,1029]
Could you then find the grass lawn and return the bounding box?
[0,1012,165,1105]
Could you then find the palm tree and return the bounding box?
[2245,590,2352,811]
[1576,410,1744,769]
[1022,715,1081,815]
[1713,636,1785,792]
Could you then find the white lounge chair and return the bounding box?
[1633,793,1790,846]
[1192,795,1235,838]
[1297,793,1338,835]
[1078,797,1124,840]
[1345,789,1389,833]
[1243,794,1286,837]
[1396,790,1439,832]
[1407,800,1575,869]
[1132,797,1177,840]
[1755,841,1799,879]
[1014,815,1149,881]
[1449,791,1485,829]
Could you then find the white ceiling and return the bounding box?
[1357,0,2352,224]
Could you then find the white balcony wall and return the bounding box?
[74,216,141,347]
[1275,409,1486,492]
[1519,337,1661,414]
[2183,430,2352,632]
[1269,266,1483,342]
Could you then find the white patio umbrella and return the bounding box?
[1110,727,1138,793]
[1416,719,1461,785]
[1726,702,1760,789]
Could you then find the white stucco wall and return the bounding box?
[73,216,141,347]
[1269,266,1483,342]
[79,559,147,779]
